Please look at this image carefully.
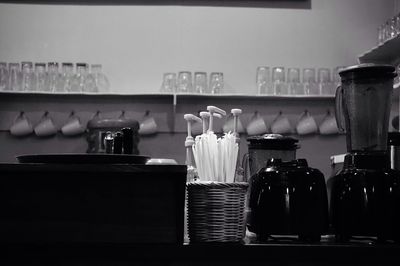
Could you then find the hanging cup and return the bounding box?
[138,110,158,135]
[296,110,318,135]
[34,111,57,137]
[10,111,33,137]
[246,111,267,136]
[61,111,85,136]
[271,111,292,135]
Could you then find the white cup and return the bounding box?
[319,110,339,135]
[34,112,57,137]
[10,112,33,137]
[271,111,292,135]
[61,112,85,136]
[139,112,158,135]
[246,111,267,136]
[296,110,318,135]
[223,114,245,134]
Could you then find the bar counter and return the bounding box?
[3,241,400,265]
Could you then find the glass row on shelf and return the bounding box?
[256,66,339,96]
[0,62,110,93]
[378,12,400,45]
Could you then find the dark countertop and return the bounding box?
[2,240,400,265]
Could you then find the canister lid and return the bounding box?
[339,63,397,81]
[87,118,139,131]
[247,134,299,150]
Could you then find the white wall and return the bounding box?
[0,0,395,93]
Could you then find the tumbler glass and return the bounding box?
[209,72,223,94]
[34,63,47,92]
[71,63,88,92]
[303,68,319,95]
[0,62,8,91]
[8,63,21,91]
[194,72,207,94]
[85,64,110,93]
[56,63,74,92]
[287,67,303,95]
[46,62,59,92]
[177,71,193,93]
[21,61,34,91]
[272,67,287,95]
[256,66,272,95]
[318,68,334,95]
[160,72,177,93]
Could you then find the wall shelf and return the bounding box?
[358,34,400,65]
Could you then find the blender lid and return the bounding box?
[247,134,299,150]
[339,63,397,81]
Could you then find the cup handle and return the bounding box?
[14,111,25,123]
[334,85,346,132]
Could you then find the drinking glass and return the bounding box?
[21,61,34,91]
[160,73,176,93]
[194,72,207,94]
[34,63,47,92]
[0,62,8,91]
[272,67,287,95]
[287,67,303,95]
[256,66,272,95]
[46,62,59,92]
[56,63,74,92]
[177,71,193,93]
[8,63,21,91]
[209,72,223,94]
[71,63,88,92]
[303,68,319,95]
[85,64,110,93]
[318,68,334,95]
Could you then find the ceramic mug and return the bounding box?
[61,111,85,136]
[319,110,339,135]
[34,111,58,137]
[10,111,33,137]
[139,111,158,135]
[246,111,267,136]
[296,110,318,135]
[223,113,245,134]
[271,111,292,135]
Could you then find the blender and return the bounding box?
[330,63,400,242]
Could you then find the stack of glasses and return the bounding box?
[0,62,110,93]
[160,71,224,94]
[256,66,342,96]
[378,12,400,45]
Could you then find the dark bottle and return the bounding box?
[113,132,123,154]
